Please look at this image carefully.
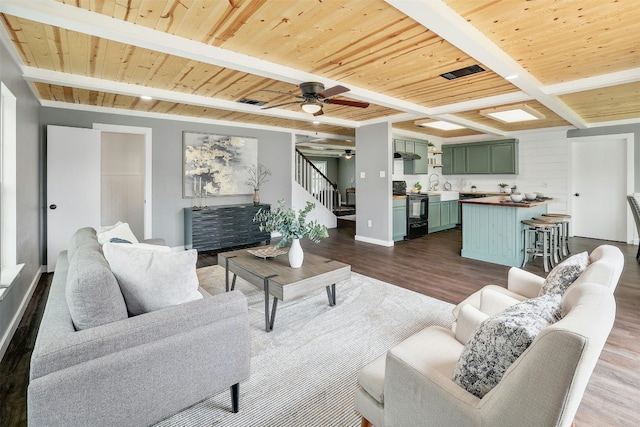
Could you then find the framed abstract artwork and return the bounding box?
[182,131,258,198]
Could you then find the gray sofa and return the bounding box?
[28,228,251,427]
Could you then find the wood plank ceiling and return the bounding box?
[0,0,638,143]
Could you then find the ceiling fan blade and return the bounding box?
[324,98,370,108]
[261,101,302,110]
[318,85,349,98]
[258,89,305,100]
[313,108,325,117]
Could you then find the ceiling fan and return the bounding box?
[260,82,370,116]
[340,149,355,159]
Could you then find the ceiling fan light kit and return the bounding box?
[301,101,322,114]
[261,82,369,115]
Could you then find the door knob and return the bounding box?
[574,193,580,197]
[49,204,57,210]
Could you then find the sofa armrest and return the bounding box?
[507,267,544,298]
[30,290,248,380]
[384,338,480,426]
[479,288,521,316]
[455,304,489,344]
[142,237,166,246]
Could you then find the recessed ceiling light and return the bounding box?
[312,121,320,124]
[505,74,519,80]
[479,104,545,123]
[140,95,153,100]
[414,120,465,131]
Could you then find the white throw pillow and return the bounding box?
[452,294,561,398]
[538,251,589,296]
[97,222,140,245]
[103,244,202,315]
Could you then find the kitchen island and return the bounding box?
[459,196,553,267]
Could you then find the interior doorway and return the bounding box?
[101,132,145,238]
[570,134,634,242]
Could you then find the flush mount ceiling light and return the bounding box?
[140,95,153,100]
[301,100,322,114]
[415,120,465,131]
[479,104,546,123]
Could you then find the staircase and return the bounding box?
[294,148,339,214]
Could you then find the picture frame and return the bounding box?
[182,131,258,198]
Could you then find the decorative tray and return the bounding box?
[247,247,288,259]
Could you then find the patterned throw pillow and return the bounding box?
[452,294,561,398]
[539,251,589,296]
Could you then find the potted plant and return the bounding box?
[414,182,422,192]
[471,185,477,192]
[253,200,329,268]
[244,163,271,205]
[498,182,508,193]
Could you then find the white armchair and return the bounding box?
[355,245,623,427]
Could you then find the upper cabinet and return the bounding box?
[442,139,519,175]
[394,138,439,175]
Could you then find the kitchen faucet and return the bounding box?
[429,173,439,191]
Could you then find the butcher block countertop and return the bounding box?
[459,195,553,208]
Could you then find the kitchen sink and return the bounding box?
[427,191,460,201]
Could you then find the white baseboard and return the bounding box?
[0,265,44,363]
[355,234,394,247]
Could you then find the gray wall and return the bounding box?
[568,124,640,191]
[338,156,356,201]
[0,41,41,360]
[39,108,293,247]
[307,156,338,184]
[355,122,392,243]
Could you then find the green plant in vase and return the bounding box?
[498,182,508,193]
[253,200,329,268]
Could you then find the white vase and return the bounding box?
[288,238,304,268]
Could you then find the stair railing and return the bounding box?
[295,149,338,213]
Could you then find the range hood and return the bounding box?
[394,151,421,160]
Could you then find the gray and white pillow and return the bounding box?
[103,243,202,315]
[453,294,561,398]
[539,251,589,296]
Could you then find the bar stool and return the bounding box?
[522,219,557,272]
[542,213,571,257]
[533,216,564,265]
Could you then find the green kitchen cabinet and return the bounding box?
[491,141,518,174]
[442,145,465,175]
[404,142,429,175]
[442,146,453,174]
[428,196,441,233]
[393,198,407,242]
[412,142,430,174]
[394,139,406,153]
[466,143,491,174]
[452,145,466,174]
[429,198,459,233]
[442,139,518,175]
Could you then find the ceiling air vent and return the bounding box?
[237,97,267,106]
[440,64,485,80]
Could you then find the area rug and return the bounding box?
[154,265,454,426]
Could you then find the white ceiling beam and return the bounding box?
[543,67,640,95]
[38,99,352,140]
[0,0,436,117]
[22,66,360,128]
[385,0,589,129]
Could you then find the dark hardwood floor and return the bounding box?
[2,226,638,426]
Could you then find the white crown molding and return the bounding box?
[38,100,352,140]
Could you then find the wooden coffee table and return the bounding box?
[218,246,351,332]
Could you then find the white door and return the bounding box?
[571,137,627,241]
[47,125,101,271]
